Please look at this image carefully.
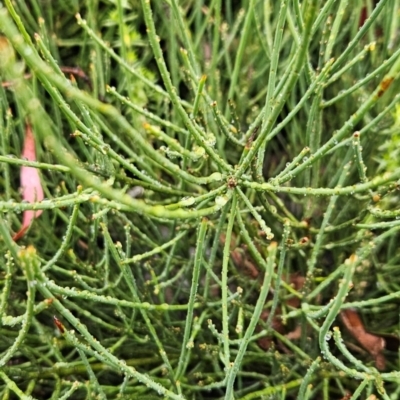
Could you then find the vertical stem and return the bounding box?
[140,0,231,172]
[226,0,256,113]
[256,0,288,177]
[175,218,208,382]
[0,246,37,367]
[307,162,350,276]
[236,0,318,179]
[296,357,321,400]
[318,254,361,377]
[225,241,277,400]
[266,221,290,327]
[221,192,238,368]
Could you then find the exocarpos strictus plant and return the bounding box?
[0,0,400,399]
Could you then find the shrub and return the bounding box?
[0,0,399,399]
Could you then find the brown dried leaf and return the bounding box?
[340,308,386,370]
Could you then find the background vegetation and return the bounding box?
[0,0,400,398]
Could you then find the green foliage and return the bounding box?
[0,0,400,399]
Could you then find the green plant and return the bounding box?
[0,0,400,399]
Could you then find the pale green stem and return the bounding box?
[140,0,231,172]
[174,218,208,382]
[221,192,237,368]
[224,242,277,400]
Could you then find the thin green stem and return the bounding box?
[221,192,237,368]
[331,0,391,72]
[225,242,277,400]
[256,0,288,177]
[0,247,37,367]
[42,198,81,272]
[226,0,256,110]
[307,162,350,276]
[266,222,290,328]
[318,254,365,378]
[0,371,33,400]
[140,0,231,172]
[296,357,321,400]
[175,218,208,381]
[236,187,274,239]
[352,132,369,184]
[276,37,400,185]
[0,252,14,323]
[236,0,318,179]
[242,168,400,196]
[323,46,400,108]
[102,223,177,390]
[77,348,107,400]
[332,327,371,373]
[324,0,348,62]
